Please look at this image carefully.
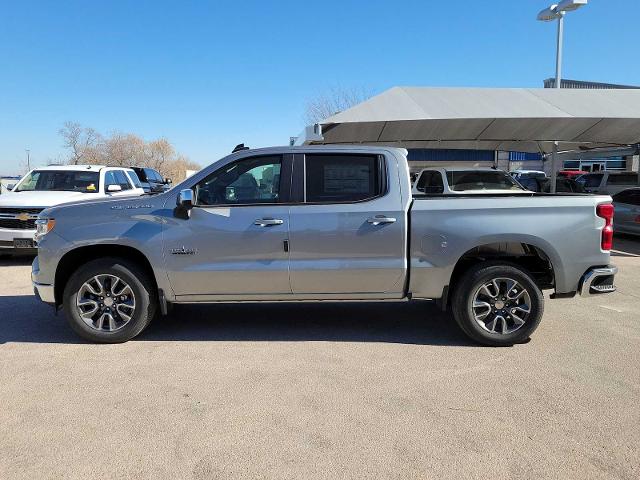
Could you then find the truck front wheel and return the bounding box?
[451,262,544,346]
[63,257,157,343]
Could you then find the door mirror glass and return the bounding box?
[107,184,122,193]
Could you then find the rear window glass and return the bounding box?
[579,174,604,187]
[305,154,383,203]
[445,171,523,191]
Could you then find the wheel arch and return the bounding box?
[445,241,556,308]
[54,244,158,306]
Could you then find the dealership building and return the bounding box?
[296,82,640,175]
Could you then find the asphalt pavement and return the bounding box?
[0,236,639,479]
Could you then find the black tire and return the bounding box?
[451,261,544,347]
[63,257,157,343]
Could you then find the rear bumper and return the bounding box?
[579,266,617,296]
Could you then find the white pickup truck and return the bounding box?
[32,146,617,346]
[0,165,144,254]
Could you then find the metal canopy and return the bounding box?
[311,87,640,153]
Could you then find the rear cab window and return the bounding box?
[579,174,604,188]
[304,154,385,203]
[445,171,523,191]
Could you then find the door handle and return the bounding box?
[254,218,284,227]
[367,215,397,225]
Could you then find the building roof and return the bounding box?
[543,78,640,89]
[314,87,640,153]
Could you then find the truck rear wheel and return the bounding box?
[451,262,544,346]
[63,257,157,343]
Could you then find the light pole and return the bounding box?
[537,0,588,192]
[25,149,31,171]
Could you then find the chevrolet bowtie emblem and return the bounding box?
[16,213,30,221]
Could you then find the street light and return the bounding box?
[537,0,587,192]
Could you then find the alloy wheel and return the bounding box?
[76,274,136,332]
[472,277,532,335]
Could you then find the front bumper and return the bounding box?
[33,281,55,304]
[31,255,55,304]
[579,266,617,296]
[0,228,36,252]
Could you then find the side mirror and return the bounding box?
[7,184,16,191]
[107,184,122,193]
[174,189,194,219]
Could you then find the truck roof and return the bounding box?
[30,165,135,172]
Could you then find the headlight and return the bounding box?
[35,218,55,239]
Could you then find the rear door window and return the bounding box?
[304,154,384,203]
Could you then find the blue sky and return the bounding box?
[0,0,638,174]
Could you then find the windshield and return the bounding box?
[15,170,100,193]
[445,171,524,191]
[577,174,604,188]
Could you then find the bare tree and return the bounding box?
[58,122,199,181]
[146,138,174,172]
[59,121,102,164]
[304,86,373,125]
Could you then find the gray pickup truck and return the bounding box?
[32,146,617,346]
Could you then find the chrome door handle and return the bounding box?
[367,215,397,225]
[254,218,284,227]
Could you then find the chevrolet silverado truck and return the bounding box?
[0,165,144,255]
[31,146,617,346]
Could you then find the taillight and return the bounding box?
[596,203,614,251]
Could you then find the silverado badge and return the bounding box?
[170,246,197,255]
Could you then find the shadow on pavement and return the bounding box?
[611,234,640,257]
[0,294,474,347]
[0,255,35,267]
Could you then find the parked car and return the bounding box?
[131,167,171,194]
[32,146,617,346]
[518,176,586,193]
[0,165,144,254]
[612,188,640,236]
[558,170,588,179]
[412,168,528,195]
[576,171,640,195]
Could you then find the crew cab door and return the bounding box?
[288,152,407,297]
[164,154,292,297]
